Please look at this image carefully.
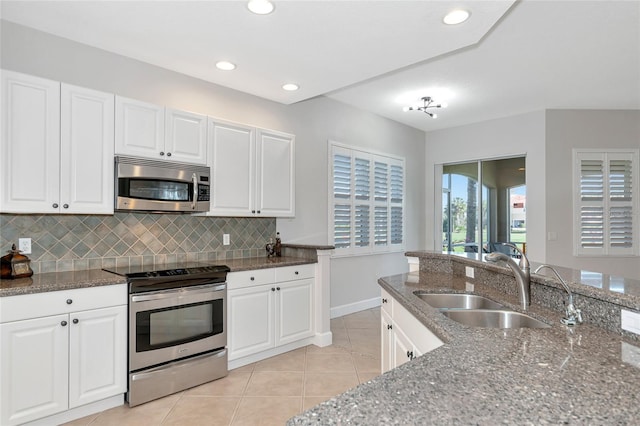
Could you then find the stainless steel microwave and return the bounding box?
[115,156,210,213]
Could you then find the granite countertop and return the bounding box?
[290,269,640,424]
[0,256,316,297]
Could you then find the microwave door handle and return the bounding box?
[192,173,197,210]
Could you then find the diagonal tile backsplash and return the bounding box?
[0,213,276,273]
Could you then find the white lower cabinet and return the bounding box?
[228,265,314,364]
[0,285,127,426]
[380,288,443,373]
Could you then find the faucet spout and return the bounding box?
[485,244,531,310]
[534,264,582,326]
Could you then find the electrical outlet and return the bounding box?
[465,282,475,292]
[223,234,230,246]
[18,238,32,254]
[465,266,474,279]
[621,309,640,336]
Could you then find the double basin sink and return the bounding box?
[414,292,550,329]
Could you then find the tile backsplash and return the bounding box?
[0,213,275,273]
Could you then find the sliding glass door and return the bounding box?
[442,156,526,255]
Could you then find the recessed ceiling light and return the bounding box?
[282,83,299,91]
[443,9,470,25]
[247,0,275,15]
[215,61,236,71]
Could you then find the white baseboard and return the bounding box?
[312,331,333,347]
[24,394,124,426]
[330,297,381,319]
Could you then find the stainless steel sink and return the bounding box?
[414,292,505,310]
[441,309,551,329]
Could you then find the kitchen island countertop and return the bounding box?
[289,258,640,424]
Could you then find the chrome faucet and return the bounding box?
[485,243,530,310]
[534,264,583,326]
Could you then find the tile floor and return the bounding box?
[64,308,381,426]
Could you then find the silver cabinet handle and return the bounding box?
[63,204,69,209]
[61,321,67,326]
[72,318,79,324]
[53,203,59,208]
[66,299,73,304]
[167,152,172,157]
[159,151,165,156]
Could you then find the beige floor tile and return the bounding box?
[61,413,99,426]
[305,353,356,372]
[357,369,381,384]
[244,371,304,396]
[162,396,240,426]
[352,353,381,374]
[254,347,305,371]
[303,396,331,411]
[185,370,251,396]
[231,362,255,374]
[231,396,302,426]
[342,310,378,329]
[330,317,345,329]
[91,393,182,426]
[304,372,359,397]
[305,343,351,355]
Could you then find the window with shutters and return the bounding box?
[573,149,639,256]
[330,142,405,255]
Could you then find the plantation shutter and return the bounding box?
[333,149,352,249]
[330,142,405,254]
[574,150,638,256]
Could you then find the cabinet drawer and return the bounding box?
[275,264,315,282]
[227,268,275,290]
[381,288,392,316]
[0,284,127,323]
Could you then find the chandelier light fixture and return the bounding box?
[403,96,447,118]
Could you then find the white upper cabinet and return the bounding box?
[0,71,114,214]
[60,83,114,214]
[115,96,164,159]
[208,119,295,217]
[1,70,60,213]
[165,108,207,164]
[115,96,207,165]
[256,129,295,217]
[208,119,255,216]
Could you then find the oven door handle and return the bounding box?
[131,283,226,302]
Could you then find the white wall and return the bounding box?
[1,21,426,311]
[545,109,640,279]
[424,111,547,262]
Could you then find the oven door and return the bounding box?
[129,283,226,372]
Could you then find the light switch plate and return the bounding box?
[223,234,230,246]
[621,309,640,336]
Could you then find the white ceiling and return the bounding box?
[1,1,639,132]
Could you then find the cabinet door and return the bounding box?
[256,129,295,217]
[0,315,69,426]
[276,278,313,346]
[165,108,207,164]
[208,119,255,216]
[60,84,114,214]
[115,96,164,159]
[228,285,275,360]
[0,70,60,213]
[392,325,414,369]
[68,305,127,409]
[381,310,393,373]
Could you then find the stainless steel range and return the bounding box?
[104,263,230,407]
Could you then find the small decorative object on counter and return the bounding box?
[274,232,282,257]
[1,244,34,279]
[265,238,276,257]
